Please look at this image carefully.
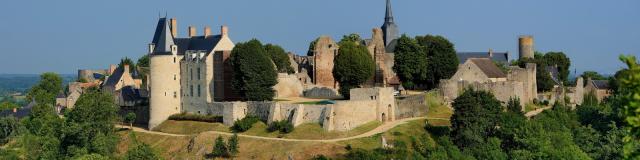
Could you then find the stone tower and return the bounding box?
[518,35,534,59]
[381,0,399,47]
[148,17,182,129]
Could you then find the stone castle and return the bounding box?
[146,0,414,130]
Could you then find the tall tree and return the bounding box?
[230,39,278,101]
[415,35,458,89]
[617,55,640,158]
[264,44,295,74]
[542,52,571,83]
[27,72,63,105]
[393,35,428,89]
[306,38,319,56]
[339,33,362,45]
[119,57,136,74]
[450,89,503,149]
[333,39,375,99]
[137,55,150,83]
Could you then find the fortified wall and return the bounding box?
[180,87,406,131]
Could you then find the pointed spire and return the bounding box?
[385,0,394,23]
[151,18,175,54]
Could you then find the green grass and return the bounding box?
[425,91,453,119]
[242,121,382,140]
[153,120,230,134]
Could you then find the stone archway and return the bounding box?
[381,113,386,122]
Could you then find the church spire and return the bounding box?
[385,0,394,23]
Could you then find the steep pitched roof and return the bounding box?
[104,67,124,87]
[457,52,509,64]
[174,35,222,55]
[468,58,506,78]
[590,80,610,90]
[546,66,562,85]
[151,17,175,54]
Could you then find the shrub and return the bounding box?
[231,116,260,133]
[211,136,229,158]
[267,120,294,134]
[168,113,223,123]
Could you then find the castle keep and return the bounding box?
[148,17,235,129]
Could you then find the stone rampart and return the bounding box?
[395,94,428,119]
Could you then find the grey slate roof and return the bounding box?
[381,0,399,47]
[469,58,506,78]
[457,52,509,64]
[174,35,222,55]
[0,101,35,119]
[151,18,176,54]
[104,67,124,88]
[591,80,610,90]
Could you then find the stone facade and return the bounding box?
[311,36,339,89]
[273,73,304,98]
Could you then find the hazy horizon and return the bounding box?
[1,0,638,75]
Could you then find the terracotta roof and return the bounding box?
[468,58,506,78]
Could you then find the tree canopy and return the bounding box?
[27,72,63,105]
[230,39,277,101]
[415,35,458,89]
[393,35,428,89]
[339,33,362,45]
[264,44,295,74]
[119,57,136,74]
[581,71,607,80]
[542,52,571,83]
[333,39,375,98]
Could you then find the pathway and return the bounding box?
[525,106,552,118]
[121,117,449,142]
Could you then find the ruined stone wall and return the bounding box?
[395,94,428,119]
[440,80,526,107]
[312,36,339,89]
[507,63,537,103]
[273,73,304,99]
[329,100,378,131]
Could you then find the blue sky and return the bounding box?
[0,0,638,75]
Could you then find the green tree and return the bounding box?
[0,116,19,144]
[581,71,607,80]
[75,153,110,160]
[542,52,571,83]
[518,57,554,92]
[212,136,229,157]
[0,101,19,110]
[617,55,640,158]
[124,143,161,160]
[264,44,295,74]
[393,35,428,89]
[415,35,458,89]
[506,97,523,115]
[339,33,362,45]
[228,133,239,157]
[307,38,319,56]
[125,112,137,129]
[137,55,150,85]
[230,39,278,101]
[450,89,503,149]
[27,72,63,105]
[333,39,375,98]
[119,57,136,74]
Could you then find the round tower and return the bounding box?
[148,17,183,130]
[518,35,534,59]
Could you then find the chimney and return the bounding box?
[109,64,117,75]
[188,26,197,37]
[12,108,17,113]
[204,26,211,37]
[124,64,130,74]
[221,25,228,37]
[170,18,178,38]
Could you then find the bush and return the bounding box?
[168,113,223,123]
[231,116,260,133]
[267,120,294,134]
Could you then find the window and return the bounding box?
[198,85,201,97]
[174,74,176,80]
[190,69,193,80]
[174,57,176,63]
[190,85,194,97]
[173,92,177,98]
[197,68,201,80]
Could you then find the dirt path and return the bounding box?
[525,106,552,118]
[122,117,449,142]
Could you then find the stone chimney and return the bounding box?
[170,18,178,38]
[108,64,117,75]
[221,25,228,37]
[124,64,130,74]
[188,26,197,37]
[204,26,211,37]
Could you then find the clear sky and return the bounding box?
[0,0,638,75]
